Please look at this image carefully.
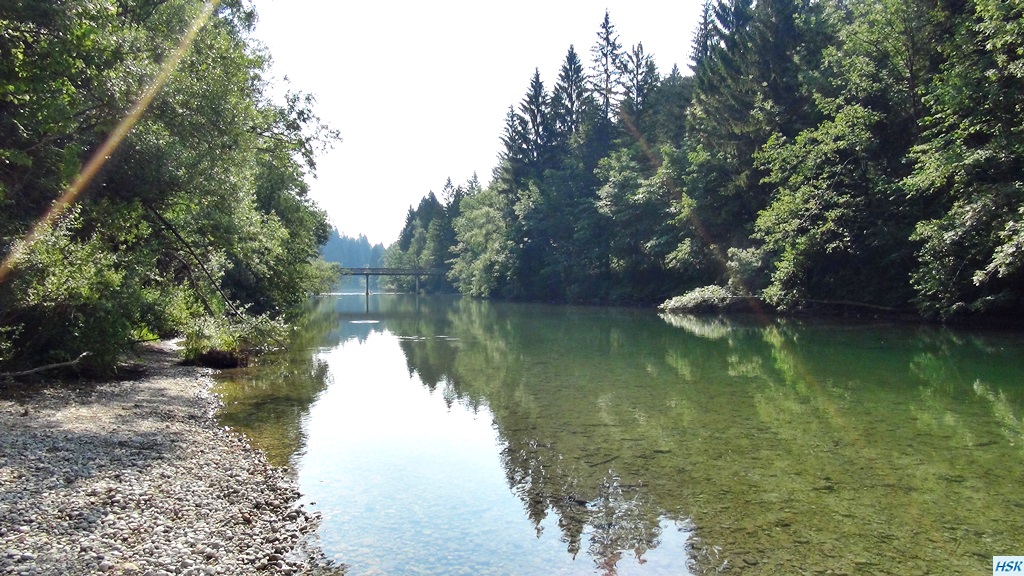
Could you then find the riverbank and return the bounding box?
[0,342,324,576]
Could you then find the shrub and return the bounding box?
[659,285,742,313]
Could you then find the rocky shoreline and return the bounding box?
[0,342,328,576]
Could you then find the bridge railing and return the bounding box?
[337,267,445,295]
[337,267,445,276]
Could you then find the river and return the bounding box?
[214,294,1024,575]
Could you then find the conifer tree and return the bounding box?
[551,45,590,145]
[619,42,659,131]
[589,10,625,121]
[691,0,716,70]
[518,69,554,172]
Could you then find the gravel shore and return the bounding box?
[0,342,324,576]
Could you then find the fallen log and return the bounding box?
[0,352,91,380]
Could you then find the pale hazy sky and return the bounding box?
[249,0,701,245]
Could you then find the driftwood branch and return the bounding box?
[0,352,91,379]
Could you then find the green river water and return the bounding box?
[214,294,1024,575]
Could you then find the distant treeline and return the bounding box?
[388,0,1024,320]
[0,1,339,374]
[320,230,386,292]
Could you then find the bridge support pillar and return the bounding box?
[365,274,370,296]
[415,275,420,294]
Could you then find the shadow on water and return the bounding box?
[217,295,1024,575]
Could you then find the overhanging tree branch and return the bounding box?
[143,204,247,320]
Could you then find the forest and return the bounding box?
[3,0,1022,376]
[0,0,339,374]
[386,0,1024,320]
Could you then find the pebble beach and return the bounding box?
[0,342,326,576]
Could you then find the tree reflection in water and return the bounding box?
[390,301,1024,575]
[387,298,689,574]
[499,434,664,575]
[219,295,1024,575]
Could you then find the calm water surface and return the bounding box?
[215,294,1024,575]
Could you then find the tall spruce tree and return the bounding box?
[691,0,716,70]
[551,45,590,146]
[619,42,659,135]
[518,69,554,174]
[589,10,625,122]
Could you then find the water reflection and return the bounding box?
[216,296,1024,575]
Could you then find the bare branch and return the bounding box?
[0,352,91,380]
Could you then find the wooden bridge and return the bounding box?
[338,267,445,295]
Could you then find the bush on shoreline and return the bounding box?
[659,285,752,313]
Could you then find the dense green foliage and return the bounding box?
[0,0,339,374]
[402,2,1024,320]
